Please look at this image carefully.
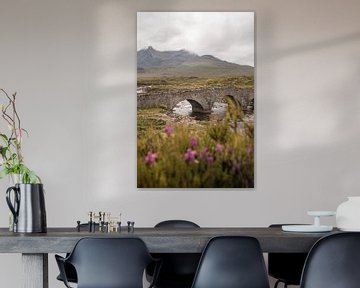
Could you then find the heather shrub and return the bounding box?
[137,110,254,188]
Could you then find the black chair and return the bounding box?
[55,237,160,288]
[300,232,360,288]
[268,224,308,288]
[56,223,99,284]
[147,220,201,288]
[191,236,270,288]
[56,262,77,284]
[154,220,200,229]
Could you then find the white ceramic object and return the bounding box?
[307,211,336,217]
[282,211,335,233]
[307,211,336,227]
[282,225,333,232]
[336,197,360,231]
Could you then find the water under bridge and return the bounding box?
[137,87,254,113]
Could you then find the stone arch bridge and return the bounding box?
[137,87,254,113]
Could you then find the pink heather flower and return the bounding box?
[207,154,214,165]
[144,151,157,166]
[215,143,224,153]
[184,148,196,162]
[199,147,208,159]
[189,137,198,148]
[198,147,214,165]
[164,125,174,135]
[231,160,241,175]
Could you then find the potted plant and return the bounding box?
[0,88,40,183]
[0,88,46,233]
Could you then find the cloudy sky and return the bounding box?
[137,12,254,67]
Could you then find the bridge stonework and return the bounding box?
[137,87,254,113]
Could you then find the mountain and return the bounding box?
[137,46,254,77]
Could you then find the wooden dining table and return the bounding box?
[0,226,339,288]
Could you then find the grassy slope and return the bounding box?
[137,76,254,93]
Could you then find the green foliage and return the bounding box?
[137,117,166,136]
[224,95,245,132]
[137,108,168,137]
[207,122,232,143]
[137,114,254,188]
[0,163,41,184]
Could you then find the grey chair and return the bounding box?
[55,237,160,288]
[147,220,201,288]
[300,232,360,288]
[268,224,308,288]
[191,236,270,288]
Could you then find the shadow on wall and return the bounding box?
[263,31,360,62]
[258,17,360,210]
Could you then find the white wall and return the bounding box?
[0,0,360,287]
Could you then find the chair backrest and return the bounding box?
[191,236,270,288]
[300,232,360,288]
[150,220,201,287]
[155,219,200,228]
[66,237,154,288]
[268,224,308,285]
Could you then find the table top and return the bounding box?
[0,227,340,254]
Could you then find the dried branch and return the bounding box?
[0,88,41,183]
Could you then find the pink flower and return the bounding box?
[144,151,157,166]
[198,147,214,165]
[189,137,198,148]
[207,154,214,165]
[215,143,224,153]
[199,147,208,159]
[184,148,196,162]
[231,160,241,175]
[164,125,174,135]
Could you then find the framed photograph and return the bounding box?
[137,12,254,188]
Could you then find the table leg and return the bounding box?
[22,253,48,288]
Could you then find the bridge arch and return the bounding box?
[137,87,254,113]
[186,99,207,113]
[171,99,210,115]
[213,92,253,114]
[169,92,212,113]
